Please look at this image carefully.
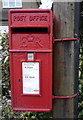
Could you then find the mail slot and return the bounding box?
[8,9,52,112]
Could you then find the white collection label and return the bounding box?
[22,62,40,94]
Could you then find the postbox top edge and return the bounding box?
[8,9,52,14]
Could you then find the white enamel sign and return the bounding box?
[22,62,40,94]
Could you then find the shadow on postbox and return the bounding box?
[8,9,52,112]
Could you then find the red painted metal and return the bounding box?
[8,9,52,112]
[52,93,77,99]
[53,38,79,42]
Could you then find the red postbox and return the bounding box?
[8,9,52,112]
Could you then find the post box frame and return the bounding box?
[8,9,52,112]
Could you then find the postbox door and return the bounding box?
[10,52,52,111]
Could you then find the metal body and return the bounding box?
[8,9,52,112]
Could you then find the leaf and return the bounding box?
[31,116,36,119]
[4,56,8,64]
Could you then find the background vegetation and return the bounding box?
[0,2,83,119]
[78,2,83,119]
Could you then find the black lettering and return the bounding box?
[29,15,48,22]
[14,16,17,21]
[44,16,47,21]
[13,16,26,22]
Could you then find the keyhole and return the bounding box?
[18,79,20,82]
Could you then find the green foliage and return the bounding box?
[1,32,10,99]
[78,2,83,118]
